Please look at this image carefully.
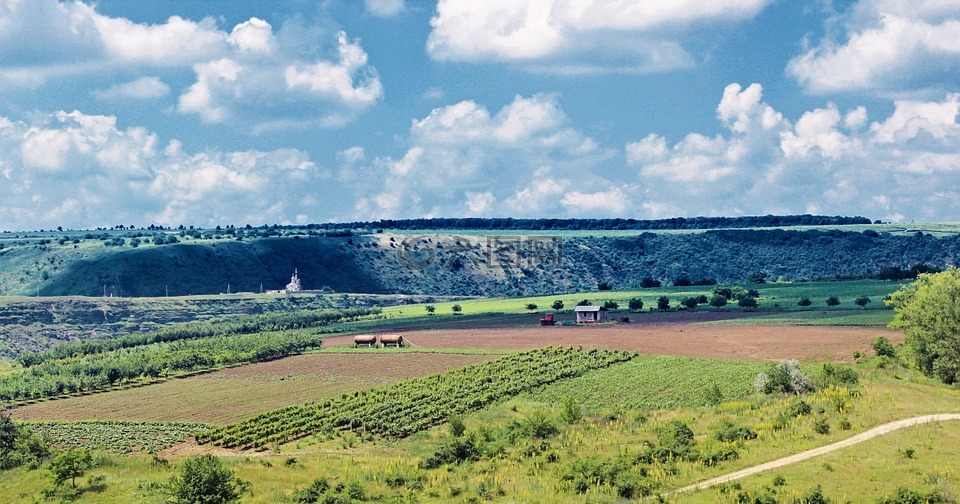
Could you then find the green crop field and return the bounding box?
[522,356,769,410]
[375,279,905,318]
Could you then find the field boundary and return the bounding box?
[670,414,960,495]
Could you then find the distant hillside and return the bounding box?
[315,214,872,231]
[1,227,957,299]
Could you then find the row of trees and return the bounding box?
[0,329,333,402]
[318,215,871,232]
[17,307,378,367]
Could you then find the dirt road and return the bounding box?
[670,414,960,494]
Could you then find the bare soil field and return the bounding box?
[11,353,497,424]
[326,322,903,363]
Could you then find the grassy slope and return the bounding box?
[3,358,958,502]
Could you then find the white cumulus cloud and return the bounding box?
[427,0,771,73]
[346,94,616,219]
[0,110,333,230]
[627,82,960,222]
[0,1,382,130]
[787,1,960,94]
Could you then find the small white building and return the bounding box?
[574,305,609,323]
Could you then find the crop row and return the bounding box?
[25,420,211,454]
[198,347,636,449]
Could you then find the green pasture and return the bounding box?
[377,279,906,318]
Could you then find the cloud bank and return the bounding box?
[427,0,772,73]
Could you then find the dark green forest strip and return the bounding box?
[312,215,871,231]
[199,347,636,449]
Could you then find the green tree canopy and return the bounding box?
[888,268,960,384]
[49,449,93,488]
[167,454,249,504]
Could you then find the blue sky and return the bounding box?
[1,0,959,230]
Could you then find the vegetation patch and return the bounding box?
[24,421,210,454]
[198,347,636,448]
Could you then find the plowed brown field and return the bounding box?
[327,321,902,363]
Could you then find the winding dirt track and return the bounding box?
[670,414,960,494]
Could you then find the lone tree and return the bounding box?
[888,268,960,384]
[425,305,436,315]
[551,300,564,310]
[167,454,250,504]
[451,304,462,315]
[657,296,670,311]
[855,295,872,308]
[49,448,93,488]
[628,297,644,311]
[525,303,538,311]
[825,296,841,306]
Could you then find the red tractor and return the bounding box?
[539,313,557,326]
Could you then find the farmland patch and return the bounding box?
[324,324,903,363]
[11,353,498,424]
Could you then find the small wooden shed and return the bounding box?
[574,305,609,323]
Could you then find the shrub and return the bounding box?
[520,409,560,439]
[673,275,692,287]
[603,300,619,310]
[657,296,670,311]
[681,297,700,310]
[709,295,728,307]
[576,299,591,306]
[737,296,758,308]
[703,382,723,406]
[655,420,696,456]
[560,397,582,424]
[295,478,330,503]
[166,454,249,504]
[715,420,757,443]
[813,417,830,435]
[627,297,644,311]
[877,487,950,504]
[448,415,466,438]
[798,297,812,306]
[640,277,661,288]
[825,296,840,306]
[756,360,813,394]
[702,446,740,467]
[419,437,481,469]
[713,285,733,299]
[855,295,872,308]
[872,337,897,358]
[817,363,860,389]
[525,303,538,311]
[597,281,613,291]
[551,300,564,310]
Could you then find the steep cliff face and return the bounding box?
[5,230,960,299]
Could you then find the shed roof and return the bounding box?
[574,305,608,312]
